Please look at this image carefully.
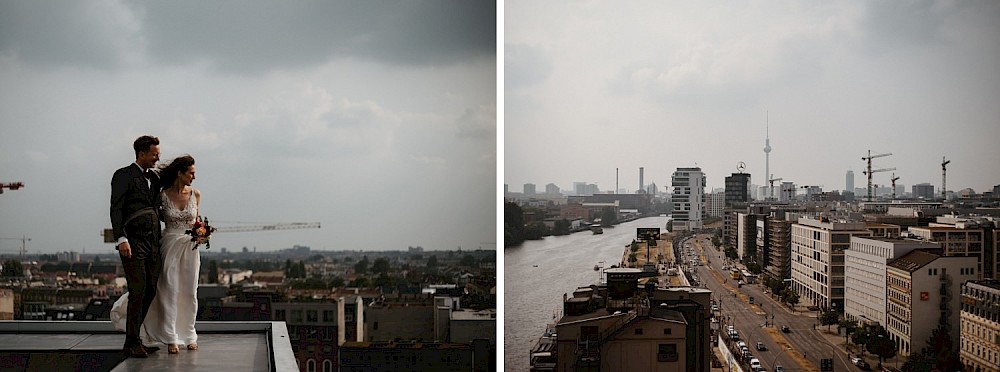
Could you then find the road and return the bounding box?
[683,233,855,372]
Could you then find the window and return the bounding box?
[323,360,333,372]
[307,310,318,322]
[635,328,643,335]
[275,309,286,321]
[657,343,678,362]
[307,359,316,372]
[323,310,335,322]
[292,310,303,323]
[663,328,672,335]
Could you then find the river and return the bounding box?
[503,216,671,371]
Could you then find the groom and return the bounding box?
[110,135,163,358]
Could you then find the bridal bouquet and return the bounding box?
[186,216,217,250]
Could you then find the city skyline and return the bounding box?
[0,2,496,254]
[505,1,1000,196]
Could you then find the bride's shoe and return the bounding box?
[187,343,198,350]
[168,344,179,354]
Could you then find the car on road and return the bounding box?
[781,325,790,333]
[851,357,871,370]
[756,341,766,351]
[749,358,761,371]
[775,365,784,372]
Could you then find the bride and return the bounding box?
[112,154,202,354]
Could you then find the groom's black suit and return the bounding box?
[110,163,163,350]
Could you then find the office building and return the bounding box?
[725,173,751,207]
[524,183,536,195]
[705,192,725,218]
[844,237,940,327]
[545,183,561,195]
[913,183,935,199]
[790,217,871,312]
[846,171,854,194]
[908,225,985,277]
[959,279,1000,371]
[886,249,978,357]
[672,167,705,231]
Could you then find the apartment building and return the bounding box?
[909,225,985,278]
[844,237,940,326]
[959,279,1000,371]
[886,249,978,357]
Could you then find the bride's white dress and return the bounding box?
[111,189,201,347]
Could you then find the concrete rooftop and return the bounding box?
[0,321,297,372]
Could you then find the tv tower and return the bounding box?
[763,111,771,199]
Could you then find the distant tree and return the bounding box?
[350,277,370,288]
[866,325,896,368]
[504,202,526,247]
[628,253,638,266]
[711,235,721,249]
[552,219,571,236]
[852,325,871,356]
[524,221,549,240]
[820,308,840,332]
[781,289,799,308]
[298,261,307,278]
[1,260,23,277]
[308,254,325,262]
[427,255,438,269]
[329,276,345,288]
[207,260,219,284]
[354,256,370,275]
[840,319,858,346]
[600,207,618,227]
[630,240,640,254]
[460,254,477,267]
[900,352,935,372]
[921,307,963,372]
[372,257,390,276]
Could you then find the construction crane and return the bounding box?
[0,182,25,194]
[0,235,31,259]
[891,173,901,200]
[863,167,896,200]
[941,156,950,201]
[102,222,320,243]
[768,176,783,200]
[862,150,893,202]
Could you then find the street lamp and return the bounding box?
[771,347,794,372]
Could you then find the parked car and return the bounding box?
[775,365,784,372]
[781,325,790,333]
[750,358,761,371]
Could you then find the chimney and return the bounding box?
[640,167,644,193]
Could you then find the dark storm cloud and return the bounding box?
[0,1,495,73]
[0,1,139,70]
[137,0,495,73]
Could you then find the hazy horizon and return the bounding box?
[0,1,497,254]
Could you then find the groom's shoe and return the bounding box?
[123,345,148,358]
[141,345,160,353]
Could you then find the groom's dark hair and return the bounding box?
[133,135,160,158]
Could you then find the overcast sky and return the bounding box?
[505,1,1000,196]
[0,1,496,255]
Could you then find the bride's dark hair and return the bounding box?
[159,155,195,191]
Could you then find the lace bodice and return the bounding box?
[162,189,197,231]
